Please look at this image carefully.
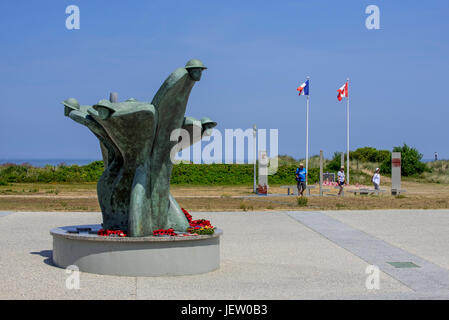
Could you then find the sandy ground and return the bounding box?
[1,180,449,212]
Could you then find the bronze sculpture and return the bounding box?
[62,59,216,237]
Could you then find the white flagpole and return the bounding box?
[305,76,310,185]
[253,124,257,193]
[346,78,350,184]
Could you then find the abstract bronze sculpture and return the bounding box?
[62,59,216,237]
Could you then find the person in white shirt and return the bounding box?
[337,166,345,196]
[372,168,381,190]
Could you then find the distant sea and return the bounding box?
[0,158,444,167]
[0,159,100,167]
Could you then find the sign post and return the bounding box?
[391,152,401,195]
[257,150,268,195]
[319,150,323,196]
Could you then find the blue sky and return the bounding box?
[0,0,448,162]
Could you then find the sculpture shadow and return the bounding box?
[30,250,54,267]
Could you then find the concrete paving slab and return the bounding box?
[136,212,410,299]
[327,210,449,270]
[0,212,136,299]
[0,211,13,217]
[288,210,449,296]
[1,210,442,299]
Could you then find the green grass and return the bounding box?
[420,160,449,184]
[2,158,444,186]
[0,161,322,186]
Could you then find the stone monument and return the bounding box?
[391,152,401,195]
[257,150,268,195]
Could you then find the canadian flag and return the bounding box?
[337,82,348,101]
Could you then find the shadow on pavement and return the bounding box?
[30,250,54,267]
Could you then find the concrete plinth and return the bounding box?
[50,225,222,277]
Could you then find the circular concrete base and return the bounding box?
[50,225,222,277]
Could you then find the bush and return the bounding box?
[297,197,308,207]
[327,147,390,172]
[277,155,299,166]
[327,152,345,171]
[350,147,390,163]
[0,161,318,185]
[0,161,105,183]
[380,144,428,176]
[172,163,320,185]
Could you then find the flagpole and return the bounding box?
[305,76,310,186]
[346,78,350,184]
[253,124,257,193]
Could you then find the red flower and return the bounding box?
[153,228,177,236]
[190,219,211,227]
[181,208,193,223]
[97,229,127,237]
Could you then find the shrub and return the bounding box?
[327,147,390,172]
[380,144,428,176]
[297,197,308,206]
[277,155,298,166]
[350,147,390,163]
[327,152,344,171]
[0,161,319,185]
[172,163,320,185]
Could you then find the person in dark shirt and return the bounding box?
[295,163,307,196]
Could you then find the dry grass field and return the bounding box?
[1,179,449,212]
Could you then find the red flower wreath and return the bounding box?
[97,229,127,237]
[153,228,177,236]
[150,208,215,237]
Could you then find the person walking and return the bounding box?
[295,163,307,196]
[372,168,381,191]
[337,166,345,196]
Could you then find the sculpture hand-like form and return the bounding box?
[62,59,216,237]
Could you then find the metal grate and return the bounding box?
[387,262,420,268]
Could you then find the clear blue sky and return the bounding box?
[0,0,448,161]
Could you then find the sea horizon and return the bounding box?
[0,159,100,167]
[0,157,443,168]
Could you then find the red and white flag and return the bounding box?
[337,82,348,101]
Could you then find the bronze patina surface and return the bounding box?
[62,59,216,237]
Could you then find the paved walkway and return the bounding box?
[288,211,449,298]
[1,209,449,299]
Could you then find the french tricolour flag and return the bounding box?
[297,80,309,96]
[337,82,348,101]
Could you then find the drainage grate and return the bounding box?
[387,262,420,268]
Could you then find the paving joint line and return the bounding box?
[285,210,449,296]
